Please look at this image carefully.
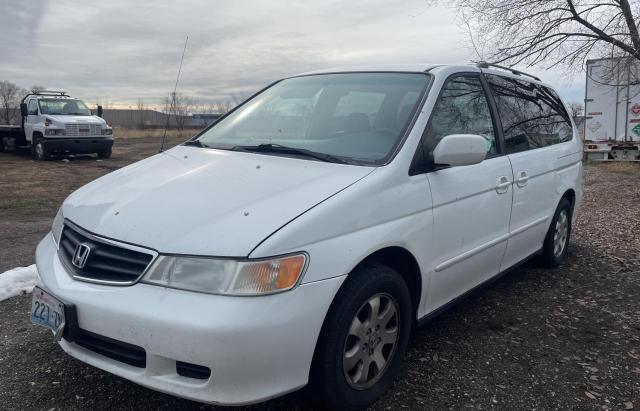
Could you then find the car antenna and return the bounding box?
[160,35,189,153]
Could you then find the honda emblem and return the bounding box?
[72,243,92,269]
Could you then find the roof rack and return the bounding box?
[30,90,68,96]
[21,90,70,104]
[476,61,541,81]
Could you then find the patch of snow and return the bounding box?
[0,264,38,301]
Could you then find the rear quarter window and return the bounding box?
[485,75,573,153]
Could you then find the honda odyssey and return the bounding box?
[32,63,582,409]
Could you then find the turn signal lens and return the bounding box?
[234,255,306,293]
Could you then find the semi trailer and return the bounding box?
[583,58,640,161]
[0,91,113,160]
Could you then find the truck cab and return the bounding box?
[18,91,113,160]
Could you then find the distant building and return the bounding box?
[90,109,222,129]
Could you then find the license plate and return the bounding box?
[31,286,66,339]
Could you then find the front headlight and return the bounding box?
[142,253,307,296]
[101,128,113,135]
[51,208,64,246]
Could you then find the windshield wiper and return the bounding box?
[183,139,207,148]
[232,143,348,164]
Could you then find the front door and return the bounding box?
[422,74,514,312]
[24,98,39,143]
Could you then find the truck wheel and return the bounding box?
[97,147,112,159]
[31,137,50,161]
[311,263,412,410]
[0,137,5,152]
[540,197,572,268]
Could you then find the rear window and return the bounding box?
[485,75,572,153]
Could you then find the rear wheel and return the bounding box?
[311,263,412,410]
[31,136,49,161]
[540,197,572,267]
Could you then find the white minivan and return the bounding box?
[33,63,582,409]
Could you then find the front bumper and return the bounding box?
[43,137,113,154]
[35,233,344,405]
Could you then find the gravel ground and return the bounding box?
[1,141,639,410]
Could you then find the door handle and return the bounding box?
[516,171,529,187]
[495,176,511,194]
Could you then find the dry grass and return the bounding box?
[113,127,202,140]
[594,161,640,175]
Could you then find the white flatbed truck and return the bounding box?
[0,91,113,160]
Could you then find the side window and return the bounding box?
[424,75,497,155]
[486,75,573,153]
[27,100,38,115]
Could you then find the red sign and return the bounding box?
[631,104,640,116]
[587,112,602,116]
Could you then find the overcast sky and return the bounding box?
[0,0,584,110]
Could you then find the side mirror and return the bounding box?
[97,105,103,117]
[20,103,28,117]
[432,134,487,168]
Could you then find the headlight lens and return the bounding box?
[51,208,64,246]
[102,128,113,135]
[45,129,65,136]
[142,254,307,296]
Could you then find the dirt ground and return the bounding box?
[0,137,639,410]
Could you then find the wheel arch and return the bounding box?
[561,188,576,212]
[352,246,422,321]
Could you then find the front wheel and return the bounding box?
[540,197,572,267]
[31,137,49,161]
[97,147,112,159]
[311,263,412,410]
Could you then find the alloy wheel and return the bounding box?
[343,293,400,390]
[553,209,569,257]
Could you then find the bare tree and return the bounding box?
[164,91,194,129]
[136,98,147,129]
[568,101,584,118]
[0,80,22,125]
[215,100,233,114]
[455,0,640,84]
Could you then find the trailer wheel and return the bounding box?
[31,136,50,161]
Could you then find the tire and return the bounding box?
[31,136,49,161]
[97,147,112,159]
[540,197,572,268]
[310,263,412,410]
[0,137,5,152]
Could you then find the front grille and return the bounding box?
[70,328,146,368]
[58,223,154,284]
[65,123,101,137]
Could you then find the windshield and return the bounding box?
[39,99,92,116]
[196,73,430,165]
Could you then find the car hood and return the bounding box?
[62,145,374,256]
[46,115,104,124]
